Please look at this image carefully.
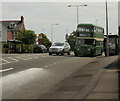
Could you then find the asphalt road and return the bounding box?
[1,53,97,99]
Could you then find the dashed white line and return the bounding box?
[34,57,38,59]
[44,65,48,68]
[53,63,57,65]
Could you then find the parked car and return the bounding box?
[34,44,47,53]
[49,42,71,55]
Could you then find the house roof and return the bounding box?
[0,16,25,31]
[1,21,22,31]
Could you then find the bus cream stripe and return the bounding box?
[95,38,104,41]
[76,37,104,41]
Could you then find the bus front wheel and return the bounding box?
[90,50,96,57]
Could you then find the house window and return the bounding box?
[9,22,16,29]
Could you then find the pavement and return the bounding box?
[86,59,119,99]
[40,55,119,100]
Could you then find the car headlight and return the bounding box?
[59,48,63,50]
[49,48,52,51]
[58,48,63,52]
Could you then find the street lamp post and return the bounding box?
[105,0,109,56]
[51,24,59,43]
[95,20,99,25]
[68,4,87,26]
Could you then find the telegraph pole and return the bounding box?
[105,0,109,56]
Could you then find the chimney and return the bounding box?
[21,16,24,23]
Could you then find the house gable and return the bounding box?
[0,16,25,41]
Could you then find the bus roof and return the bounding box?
[78,23,104,29]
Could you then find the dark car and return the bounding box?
[34,44,47,53]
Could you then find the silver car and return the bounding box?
[49,42,71,55]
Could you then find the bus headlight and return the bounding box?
[88,48,91,51]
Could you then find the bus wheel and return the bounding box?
[90,51,96,57]
[93,53,96,57]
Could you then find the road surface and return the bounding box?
[1,53,118,99]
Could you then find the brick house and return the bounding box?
[0,16,25,53]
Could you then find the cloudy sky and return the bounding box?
[1,1,118,43]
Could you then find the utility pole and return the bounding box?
[105,0,109,56]
[51,24,59,43]
[68,4,87,26]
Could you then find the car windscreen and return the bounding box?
[39,45,45,49]
[53,43,64,46]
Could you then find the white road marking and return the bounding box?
[1,54,44,65]
[2,59,10,63]
[26,57,32,59]
[48,64,52,66]
[0,68,13,73]
[28,56,38,59]
[16,57,31,60]
[33,57,38,59]
[41,56,47,57]
[54,63,57,65]
[7,57,19,61]
[44,65,48,68]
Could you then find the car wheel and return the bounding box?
[49,53,52,55]
[67,51,70,55]
[40,50,43,53]
[56,53,59,55]
[61,50,64,55]
[61,53,64,55]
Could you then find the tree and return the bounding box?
[41,33,52,49]
[66,31,78,51]
[17,30,37,53]
[17,30,37,44]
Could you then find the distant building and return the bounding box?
[0,16,25,53]
[38,33,43,45]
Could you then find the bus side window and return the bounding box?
[93,40,96,46]
[96,41,100,46]
[101,41,103,46]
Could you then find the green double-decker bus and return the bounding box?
[74,24,104,57]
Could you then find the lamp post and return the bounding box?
[68,4,87,26]
[95,20,99,25]
[105,0,109,56]
[51,24,59,43]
